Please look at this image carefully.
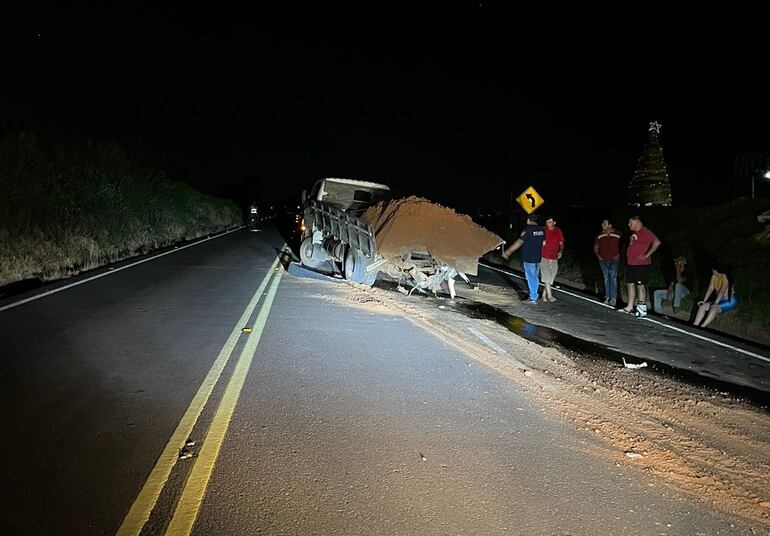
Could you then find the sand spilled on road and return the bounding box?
[308,278,770,527]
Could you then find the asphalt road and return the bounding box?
[0,228,759,535]
[468,262,770,398]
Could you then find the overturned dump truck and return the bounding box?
[297,178,503,297]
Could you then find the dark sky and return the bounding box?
[4,5,769,212]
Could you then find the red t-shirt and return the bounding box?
[595,231,620,261]
[627,227,658,266]
[542,226,564,260]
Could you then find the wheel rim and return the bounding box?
[300,237,326,270]
[344,248,357,280]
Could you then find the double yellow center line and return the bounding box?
[117,252,284,536]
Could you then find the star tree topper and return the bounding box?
[648,121,662,134]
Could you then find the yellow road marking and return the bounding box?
[116,253,282,536]
[164,268,283,535]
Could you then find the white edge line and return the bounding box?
[468,327,508,355]
[480,261,613,309]
[0,226,245,313]
[641,316,770,363]
[468,327,523,366]
[479,261,770,364]
[468,326,554,391]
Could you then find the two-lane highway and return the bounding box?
[0,228,758,535]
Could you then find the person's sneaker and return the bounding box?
[527,300,538,305]
[548,296,557,302]
[634,303,648,317]
[609,300,617,308]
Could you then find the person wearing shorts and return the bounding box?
[539,216,564,302]
[693,265,737,328]
[618,216,661,317]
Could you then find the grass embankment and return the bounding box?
[0,131,241,288]
[491,199,770,343]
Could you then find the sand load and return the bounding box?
[361,196,503,276]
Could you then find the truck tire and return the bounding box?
[300,236,329,271]
[345,248,377,285]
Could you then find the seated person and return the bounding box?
[653,256,690,314]
[693,264,737,329]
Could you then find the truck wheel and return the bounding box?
[345,248,377,285]
[300,236,328,271]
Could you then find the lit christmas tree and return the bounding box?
[628,121,673,206]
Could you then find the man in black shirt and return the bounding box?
[502,215,546,304]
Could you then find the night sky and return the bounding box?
[4,5,769,213]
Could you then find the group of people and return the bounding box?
[501,214,736,328]
[598,216,661,317]
[501,214,564,304]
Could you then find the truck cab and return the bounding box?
[304,178,391,214]
[298,178,390,284]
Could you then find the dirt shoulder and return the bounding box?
[306,278,770,529]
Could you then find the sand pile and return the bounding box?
[361,196,503,275]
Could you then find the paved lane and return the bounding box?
[468,262,770,397]
[0,228,757,534]
[0,230,281,535]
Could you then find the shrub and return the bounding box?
[0,130,242,287]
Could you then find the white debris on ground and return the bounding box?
[622,357,649,369]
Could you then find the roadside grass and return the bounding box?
[0,131,241,288]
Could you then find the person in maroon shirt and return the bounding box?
[540,216,564,302]
[618,216,661,317]
[593,219,620,306]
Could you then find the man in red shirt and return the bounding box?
[540,216,564,302]
[593,219,620,306]
[619,216,661,317]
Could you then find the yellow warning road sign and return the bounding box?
[516,186,544,214]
